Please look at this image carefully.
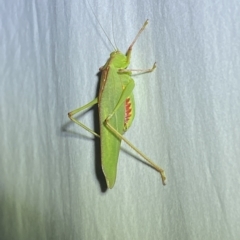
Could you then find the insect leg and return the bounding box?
[106,120,166,185]
[125,20,149,64]
[119,62,157,74]
[68,98,100,137]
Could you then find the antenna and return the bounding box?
[111,0,118,50]
[86,0,117,51]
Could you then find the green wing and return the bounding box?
[99,66,130,188]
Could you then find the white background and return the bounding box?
[1,0,240,239]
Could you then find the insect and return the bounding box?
[68,20,166,188]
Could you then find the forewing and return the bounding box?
[98,67,125,188]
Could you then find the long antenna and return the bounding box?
[86,0,117,51]
[111,0,118,50]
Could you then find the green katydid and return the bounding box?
[68,20,166,189]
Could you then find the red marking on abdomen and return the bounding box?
[124,97,132,125]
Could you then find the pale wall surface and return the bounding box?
[1,0,240,239]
